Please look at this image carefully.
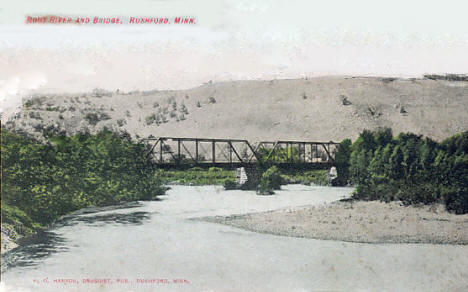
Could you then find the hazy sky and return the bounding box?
[1,0,467,115]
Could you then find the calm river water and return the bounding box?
[1,185,467,291]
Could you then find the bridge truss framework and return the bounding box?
[141,137,339,168]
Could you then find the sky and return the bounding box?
[1,0,467,117]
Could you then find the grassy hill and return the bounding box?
[5,76,468,142]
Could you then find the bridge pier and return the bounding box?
[235,165,261,190]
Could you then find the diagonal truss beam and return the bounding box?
[181,141,196,163]
[321,144,334,164]
[228,141,244,163]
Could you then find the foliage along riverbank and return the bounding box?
[160,167,326,188]
[1,127,328,252]
[1,128,165,252]
[160,167,235,185]
[335,128,468,214]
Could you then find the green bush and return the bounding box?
[339,128,468,214]
[1,203,41,236]
[2,128,165,226]
[257,166,282,195]
[223,179,238,190]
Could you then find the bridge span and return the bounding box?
[141,137,339,169]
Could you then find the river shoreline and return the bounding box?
[1,201,145,255]
[1,224,21,254]
[4,185,466,255]
[203,200,468,245]
[3,185,467,292]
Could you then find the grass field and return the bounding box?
[159,167,327,186]
[160,167,236,185]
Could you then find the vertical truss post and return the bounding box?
[315,144,318,162]
[195,139,198,164]
[285,143,288,163]
[212,141,216,164]
[159,139,163,163]
[229,142,232,165]
[177,139,181,164]
[291,143,294,163]
[292,143,295,163]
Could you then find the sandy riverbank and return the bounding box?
[204,200,468,244]
[1,224,20,254]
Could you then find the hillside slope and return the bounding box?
[5,76,468,142]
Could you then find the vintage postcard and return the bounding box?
[1,1,467,291]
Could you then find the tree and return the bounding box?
[389,145,404,180]
[350,148,371,185]
[334,139,352,185]
[374,127,393,147]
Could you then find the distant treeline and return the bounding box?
[1,129,164,235]
[335,128,468,214]
[424,74,468,81]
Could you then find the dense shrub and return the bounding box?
[1,203,41,236]
[257,166,282,195]
[339,128,467,214]
[1,129,165,226]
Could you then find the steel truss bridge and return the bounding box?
[142,137,339,169]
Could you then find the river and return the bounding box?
[1,185,467,291]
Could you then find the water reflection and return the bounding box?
[2,210,151,272]
[75,211,151,226]
[1,230,67,272]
